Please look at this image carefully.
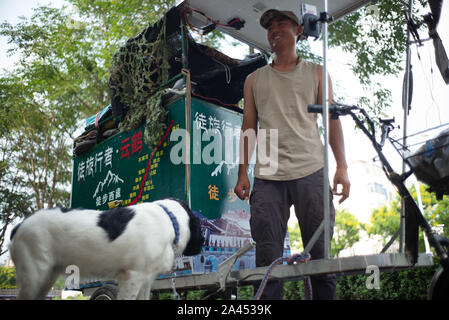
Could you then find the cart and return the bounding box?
[70,0,447,300]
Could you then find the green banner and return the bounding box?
[71,96,252,219]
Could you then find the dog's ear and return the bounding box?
[183,210,204,256]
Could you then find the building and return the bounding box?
[338,159,396,224]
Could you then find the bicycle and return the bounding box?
[308,102,449,299]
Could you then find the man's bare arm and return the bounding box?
[235,72,258,200]
[317,65,350,203]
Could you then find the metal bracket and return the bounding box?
[216,241,256,292]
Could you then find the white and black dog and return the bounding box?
[9,198,204,300]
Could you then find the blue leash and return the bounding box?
[254,252,312,300]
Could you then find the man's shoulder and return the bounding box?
[253,63,271,75]
[301,59,321,69]
[246,65,268,85]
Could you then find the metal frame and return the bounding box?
[321,0,332,260]
[400,0,414,253]
[150,1,438,297]
[152,252,434,293]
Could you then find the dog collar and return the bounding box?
[157,203,180,245]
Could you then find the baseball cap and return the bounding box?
[260,9,301,29]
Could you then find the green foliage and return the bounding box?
[410,184,449,235]
[108,13,170,118]
[288,221,304,253]
[0,0,176,252]
[329,0,427,84]
[283,280,306,300]
[368,183,449,253]
[328,0,428,115]
[289,209,363,257]
[369,203,401,244]
[332,209,363,257]
[0,266,16,289]
[336,264,438,300]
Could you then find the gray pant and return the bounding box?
[249,168,336,300]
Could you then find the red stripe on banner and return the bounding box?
[127,120,175,206]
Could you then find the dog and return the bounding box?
[9,198,204,300]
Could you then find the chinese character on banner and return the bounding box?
[194,112,207,131]
[121,138,130,159]
[86,156,95,177]
[96,196,101,207]
[209,115,220,132]
[104,147,113,168]
[95,151,103,173]
[77,161,86,181]
[132,131,143,154]
[208,185,220,200]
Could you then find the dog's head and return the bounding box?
[170,199,205,256]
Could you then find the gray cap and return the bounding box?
[260,9,300,29]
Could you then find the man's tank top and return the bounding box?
[253,59,324,180]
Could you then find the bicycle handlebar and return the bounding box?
[307,103,359,116]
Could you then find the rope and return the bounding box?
[253,252,312,300]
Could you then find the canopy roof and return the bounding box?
[178,0,373,52]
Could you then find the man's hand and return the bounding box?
[333,167,350,204]
[234,173,251,201]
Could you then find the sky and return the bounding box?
[0,1,448,262]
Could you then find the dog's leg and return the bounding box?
[16,265,39,300]
[34,267,62,300]
[12,244,47,300]
[117,270,146,300]
[136,273,156,300]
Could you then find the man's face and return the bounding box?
[267,16,301,51]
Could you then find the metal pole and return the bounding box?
[414,180,431,254]
[322,0,331,260]
[400,0,413,253]
[180,13,192,208]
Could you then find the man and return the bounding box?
[234,9,350,300]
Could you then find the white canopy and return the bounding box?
[178,0,373,52]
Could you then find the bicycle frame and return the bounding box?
[308,103,449,271]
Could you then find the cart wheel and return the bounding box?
[428,266,449,300]
[90,284,118,300]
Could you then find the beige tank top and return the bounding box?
[253,59,324,180]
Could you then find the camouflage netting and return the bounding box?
[109,14,172,150]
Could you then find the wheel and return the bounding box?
[428,266,449,300]
[89,284,118,300]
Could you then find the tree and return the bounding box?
[368,201,401,245]
[0,139,34,256]
[0,266,17,289]
[329,0,429,114]
[288,208,362,257]
[368,182,449,253]
[0,1,176,257]
[411,183,449,236]
[332,209,363,257]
